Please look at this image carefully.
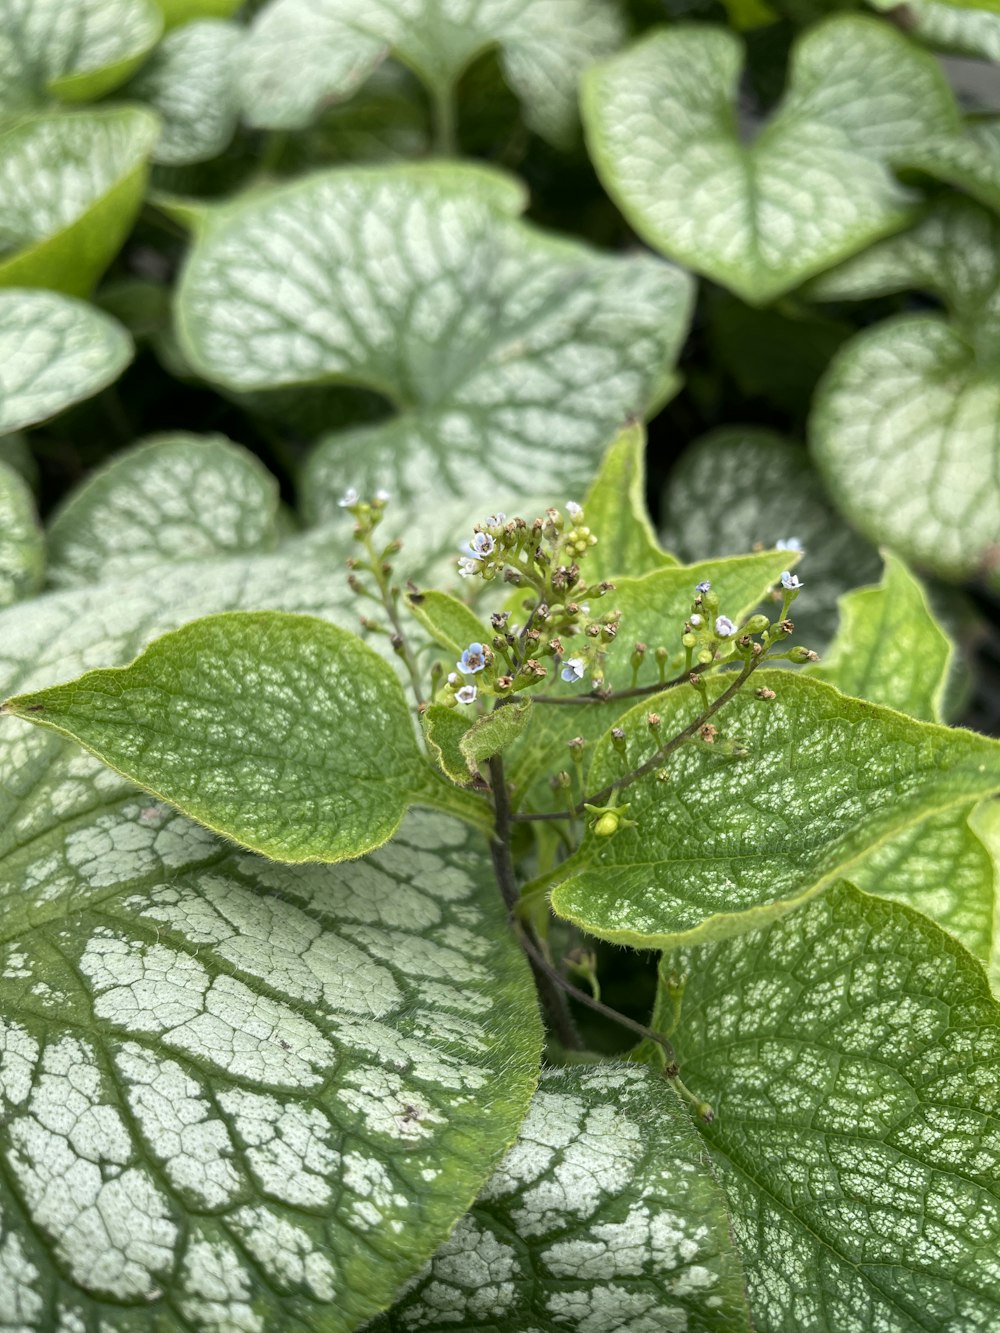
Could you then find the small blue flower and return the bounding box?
[337,487,359,508]
[561,657,586,683]
[696,580,711,594]
[457,557,480,578]
[468,531,495,558]
[458,642,488,674]
[715,615,736,637]
[485,512,506,528]
[776,537,802,552]
[690,613,702,626]
[455,685,477,705]
[566,501,583,521]
[780,571,802,590]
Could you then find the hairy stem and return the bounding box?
[363,533,427,707]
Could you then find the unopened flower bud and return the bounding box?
[647,712,661,733]
[681,632,697,648]
[742,614,770,635]
[787,646,819,663]
[593,812,620,837]
[568,735,586,760]
[610,726,627,756]
[755,686,776,700]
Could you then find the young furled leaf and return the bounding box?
[664,881,1000,1330]
[176,163,694,506]
[550,673,1000,949]
[372,1064,752,1332]
[582,17,959,304]
[3,611,440,865]
[810,197,1000,580]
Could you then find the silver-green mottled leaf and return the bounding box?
[581,17,958,305]
[581,421,678,582]
[372,1064,752,1333]
[239,0,624,146]
[550,672,1000,949]
[661,427,880,653]
[0,459,43,607]
[0,0,162,111]
[157,0,243,27]
[810,552,953,722]
[891,0,1000,59]
[907,118,1000,219]
[127,19,243,165]
[666,881,1000,1331]
[0,289,133,432]
[810,198,1000,580]
[177,163,693,506]
[46,432,281,589]
[4,611,436,864]
[0,107,160,297]
[0,529,543,1329]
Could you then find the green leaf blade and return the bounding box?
[582,421,678,581]
[4,611,431,864]
[373,1063,752,1333]
[0,289,133,432]
[667,881,1000,1330]
[0,459,44,607]
[550,672,1000,949]
[582,17,959,304]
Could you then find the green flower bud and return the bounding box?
[742,614,770,635]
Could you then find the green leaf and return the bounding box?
[405,589,488,659]
[810,552,953,723]
[550,672,1000,949]
[461,700,533,770]
[0,107,160,297]
[422,704,475,786]
[664,881,1000,1330]
[0,459,43,607]
[810,198,1000,580]
[3,610,437,864]
[156,0,243,26]
[581,421,678,581]
[0,0,162,111]
[0,289,133,432]
[886,0,1000,60]
[177,163,693,507]
[46,432,282,589]
[906,117,1000,219]
[371,1064,752,1333]
[505,550,791,812]
[661,428,880,654]
[239,0,624,146]
[581,17,959,304]
[127,19,243,165]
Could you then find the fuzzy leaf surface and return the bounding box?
[0,108,159,296]
[372,1064,752,1333]
[550,672,1000,949]
[581,17,958,304]
[176,163,693,505]
[0,459,43,607]
[0,0,162,110]
[810,552,953,722]
[0,289,132,432]
[405,590,488,659]
[666,881,1000,1330]
[581,422,678,581]
[0,526,543,1329]
[810,198,1000,579]
[461,701,532,769]
[127,19,243,165]
[661,427,880,652]
[46,433,281,589]
[422,705,475,786]
[239,0,624,145]
[4,611,433,864]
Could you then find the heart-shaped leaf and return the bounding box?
[0,107,160,296]
[177,163,693,506]
[581,17,959,304]
[127,19,243,165]
[907,117,1000,218]
[0,0,162,111]
[0,289,133,432]
[661,427,880,652]
[665,880,1000,1330]
[0,517,543,1329]
[550,673,1000,949]
[810,198,1000,579]
[4,611,439,864]
[371,1064,752,1332]
[0,459,43,607]
[888,0,1000,57]
[810,552,953,722]
[239,0,624,146]
[580,422,678,582]
[46,432,281,588]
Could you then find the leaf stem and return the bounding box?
[432,84,457,156]
[361,531,427,707]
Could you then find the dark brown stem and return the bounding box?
[487,754,582,1049]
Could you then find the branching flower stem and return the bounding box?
[529,661,709,706]
[512,657,763,823]
[360,530,427,706]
